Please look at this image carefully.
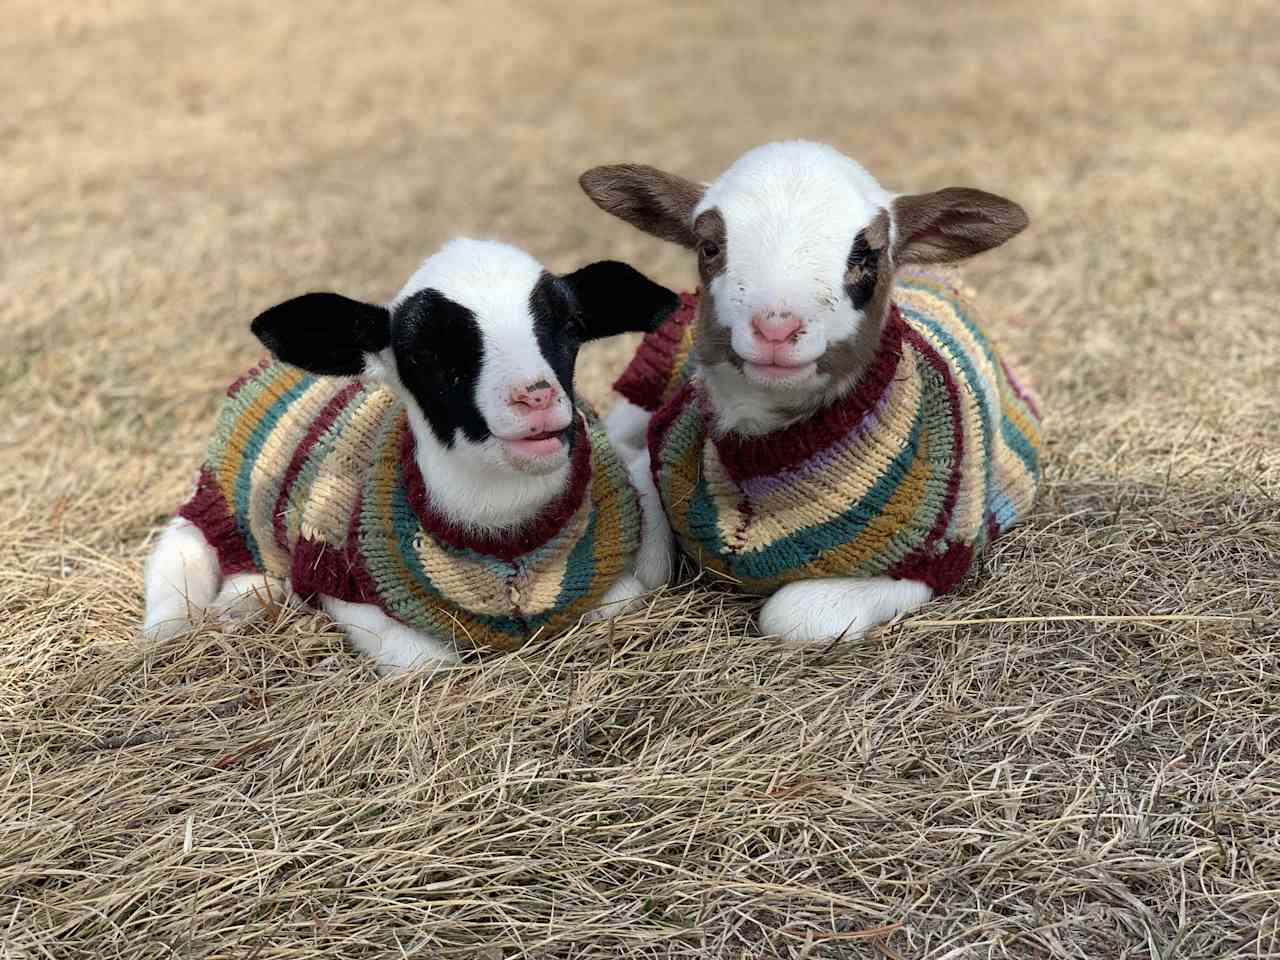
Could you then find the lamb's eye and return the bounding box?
[700,240,720,259]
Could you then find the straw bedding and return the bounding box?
[2,1,1277,956]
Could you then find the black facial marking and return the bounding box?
[390,289,488,448]
[845,230,880,310]
[529,271,583,424]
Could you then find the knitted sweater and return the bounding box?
[179,358,641,651]
[618,269,1042,596]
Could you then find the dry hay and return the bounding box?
[2,0,1278,957]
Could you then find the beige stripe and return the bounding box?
[216,366,307,496]
[246,377,343,572]
[513,498,594,615]
[297,389,395,546]
[414,537,512,615]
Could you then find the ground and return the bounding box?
[2,1,1278,957]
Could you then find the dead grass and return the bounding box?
[2,0,1278,956]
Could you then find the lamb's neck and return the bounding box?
[407,412,570,534]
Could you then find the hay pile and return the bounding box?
[3,1,1277,956]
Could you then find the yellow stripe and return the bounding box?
[246,377,341,572]
[216,366,307,498]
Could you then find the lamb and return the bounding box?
[141,238,678,673]
[579,140,1043,644]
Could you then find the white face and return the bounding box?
[695,141,894,397]
[382,239,578,478]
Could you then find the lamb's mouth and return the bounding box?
[501,428,570,459]
[740,358,819,387]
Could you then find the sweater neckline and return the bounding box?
[709,304,908,484]
[398,413,592,562]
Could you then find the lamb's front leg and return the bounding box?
[604,399,651,466]
[758,577,933,644]
[321,596,461,676]
[627,449,673,590]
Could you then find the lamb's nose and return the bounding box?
[509,380,557,411]
[751,311,803,344]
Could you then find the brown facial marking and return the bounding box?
[689,207,738,372]
[693,208,727,285]
[816,209,893,387]
[693,279,738,373]
[578,164,706,249]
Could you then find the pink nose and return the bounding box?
[751,311,803,345]
[509,380,558,411]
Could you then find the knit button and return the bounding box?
[508,583,521,605]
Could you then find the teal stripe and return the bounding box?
[207,367,275,468]
[1000,414,1039,478]
[372,462,524,640]
[231,374,313,569]
[715,404,925,583]
[535,509,597,627]
[987,488,1018,535]
[899,304,996,526]
[897,279,997,359]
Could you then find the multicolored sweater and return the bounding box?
[179,358,641,651]
[617,269,1042,596]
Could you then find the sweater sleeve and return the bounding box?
[612,292,700,412]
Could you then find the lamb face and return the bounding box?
[385,240,582,478]
[692,142,894,398]
[581,140,1028,434]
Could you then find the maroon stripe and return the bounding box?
[999,357,1040,418]
[646,378,698,487]
[178,466,257,577]
[711,306,908,484]
[290,488,379,610]
[401,412,594,562]
[226,355,275,399]
[887,325,970,594]
[613,292,698,412]
[270,381,362,552]
[891,540,974,595]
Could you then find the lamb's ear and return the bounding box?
[250,293,391,376]
[891,188,1029,265]
[562,261,680,341]
[579,164,705,248]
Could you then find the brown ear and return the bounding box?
[579,164,705,249]
[891,187,1028,265]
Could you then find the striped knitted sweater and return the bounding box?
[619,269,1042,596]
[179,358,641,651]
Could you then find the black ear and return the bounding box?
[250,293,392,376]
[561,261,680,341]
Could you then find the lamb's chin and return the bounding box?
[740,360,819,391]
[501,442,570,477]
